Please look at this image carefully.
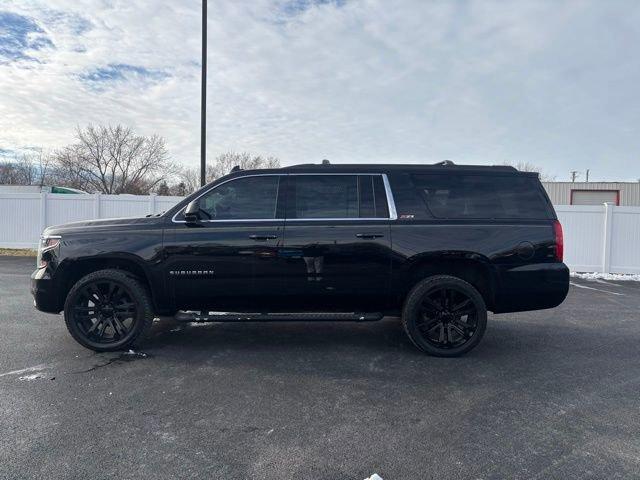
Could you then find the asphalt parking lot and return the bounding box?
[1,256,640,480]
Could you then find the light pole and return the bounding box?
[200,0,207,186]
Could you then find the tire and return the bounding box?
[63,269,154,352]
[402,275,487,357]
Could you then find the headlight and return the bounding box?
[37,235,61,268]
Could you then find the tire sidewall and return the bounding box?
[64,270,151,352]
[403,276,487,357]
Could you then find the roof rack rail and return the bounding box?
[434,160,455,166]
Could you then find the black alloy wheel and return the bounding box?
[64,269,153,352]
[402,275,487,357]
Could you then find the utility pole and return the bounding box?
[570,171,580,182]
[585,169,590,182]
[200,0,207,187]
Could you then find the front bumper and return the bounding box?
[31,267,62,313]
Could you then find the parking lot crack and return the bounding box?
[69,351,149,374]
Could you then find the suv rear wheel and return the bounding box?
[63,269,154,352]
[402,275,487,357]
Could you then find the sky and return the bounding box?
[0,0,639,181]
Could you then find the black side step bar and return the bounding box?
[174,311,384,323]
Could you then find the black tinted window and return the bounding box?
[290,175,358,218]
[373,176,390,218]
[199,176,280,220]
[358,175,390,218]
[411,174,549,219]
[359,176,376,217]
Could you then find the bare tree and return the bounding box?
[169,182,188,196]
[175,166,201,194]
[0,161,22,184]
[205,152,280,181]
[52,125,178,194]
[502,161,556,182]
[0,150,52,186]
[175,152,280,194]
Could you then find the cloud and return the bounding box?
[278,0,347,16]
[0,0,639,181]
[0,147,16,158]
[0,11,54,63]
[79,63,171,90]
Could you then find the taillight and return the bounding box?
[553,220,563,262]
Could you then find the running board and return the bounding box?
[174,311,384,323]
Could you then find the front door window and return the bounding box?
[199,175,280,220]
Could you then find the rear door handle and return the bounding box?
[249,234,278,240]
[355,233,384,239]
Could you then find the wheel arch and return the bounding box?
[56,254,161,313]
[401,252,496,311]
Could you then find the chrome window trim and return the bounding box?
[172,172,398,223]
[382,174,398,220]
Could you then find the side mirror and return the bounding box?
[184,200,201,224]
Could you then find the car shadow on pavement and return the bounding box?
[137,314,640,389]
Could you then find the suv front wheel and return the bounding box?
[63,269,154,352]
[402,275,487,357]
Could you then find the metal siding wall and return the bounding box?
[542,182,640,206]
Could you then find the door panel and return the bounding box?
[280,174,393,311]
[164,221,284,310]
[164,174,286,311]
[281,221,392,311]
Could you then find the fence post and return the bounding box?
[40,191,47,234]
[602,202,614,274]
[149,194,157,215]
[94,193,101,219]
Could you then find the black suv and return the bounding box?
[31,163,569,356]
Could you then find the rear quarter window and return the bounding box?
[411,174,550,220]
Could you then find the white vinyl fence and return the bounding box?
[0,193,182,249]
[0,194,639,274]
[556,204,640,274]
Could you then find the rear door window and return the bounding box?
[358,175,390,218]
[287,175,390,219]
[411,174,549,219]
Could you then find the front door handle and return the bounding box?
[355,233,384,239]
[249,234,278,241]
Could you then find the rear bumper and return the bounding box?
[31,268,62,313]
[492,262,569,313]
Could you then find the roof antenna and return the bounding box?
[321,159,330,165]
[230,165,241,173]
[435,160,455,166]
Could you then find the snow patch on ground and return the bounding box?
[124,349,147,358]
[571,272,640,282]
[19,373,44,381]
[0,364,48,378]
[364,475,383,480]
